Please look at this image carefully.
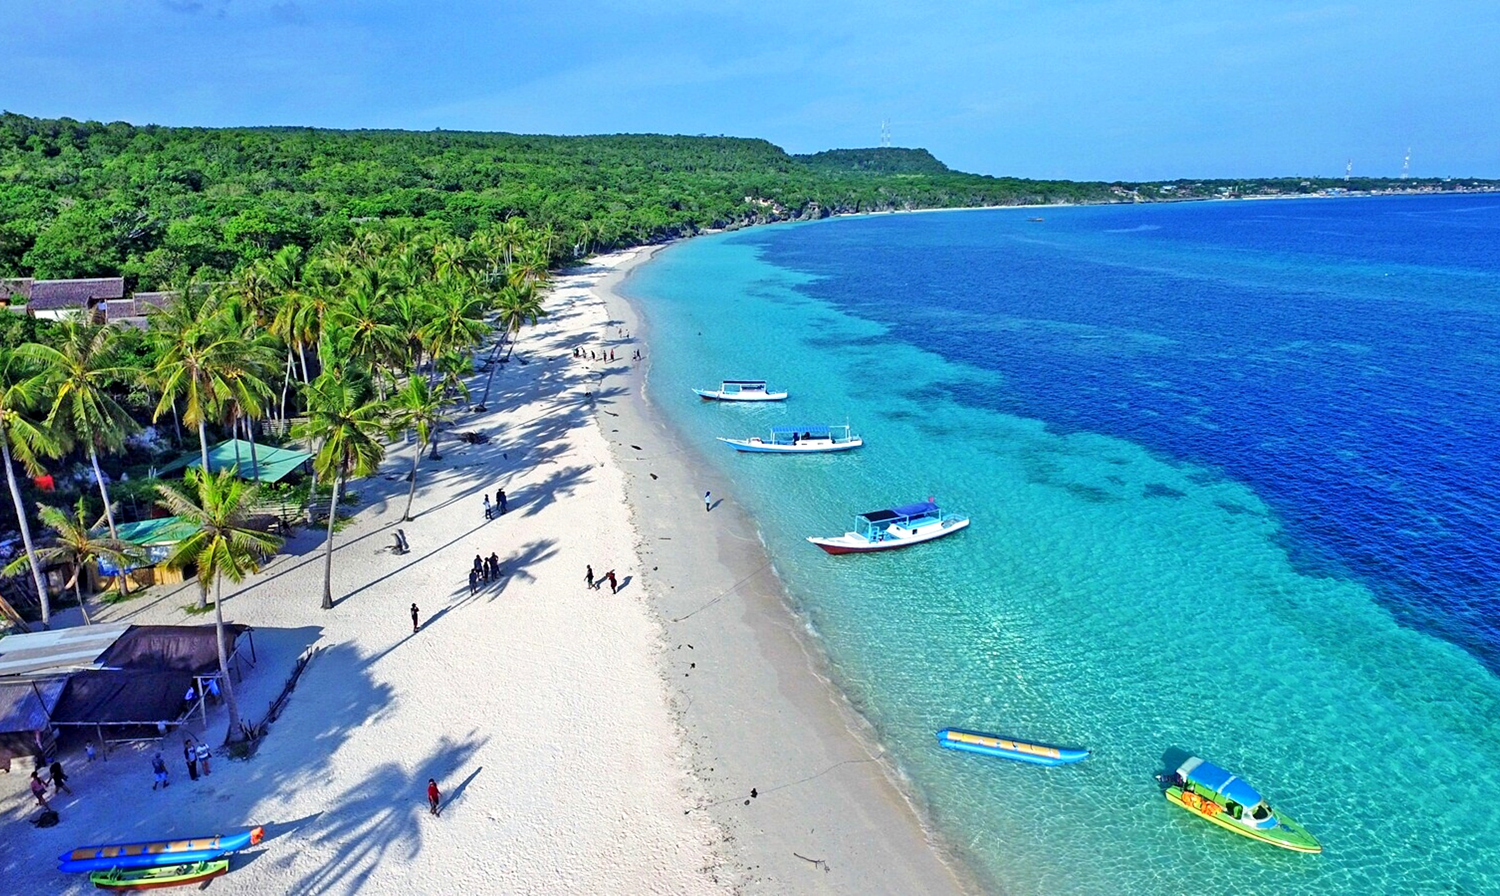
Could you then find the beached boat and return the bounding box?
[692,380,787,402]
[89,860,229,890]
[936,728,1089,766]
[1161,757,1321,854]
[59,827,263,874]
[718,424,862,453]
[807,500,968,554]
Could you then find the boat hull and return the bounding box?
[60,827,263,874]
[694,389,787,401]
[1164,788,1321,853]
[808,518,969,554]
[90,860,229,891]
[936,728,1089,766]
[718,437,862,453]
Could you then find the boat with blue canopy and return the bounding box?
[936,728,1089,766]
[718,424,862,453]
[807,500,969,554]
[692,380,787,402]
[1161,756,1322,853]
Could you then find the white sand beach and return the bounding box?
[0,248,968,894]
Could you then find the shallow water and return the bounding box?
[622,196,1500,894]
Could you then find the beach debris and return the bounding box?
[793,853,830,874]
[649,473,658,480]
[631,445,642,450]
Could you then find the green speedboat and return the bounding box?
[1161,756,1322,854]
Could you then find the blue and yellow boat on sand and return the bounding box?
[936,728,1090,766]
[1161,757,1322,854]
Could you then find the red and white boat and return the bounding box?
[807,500,969,554]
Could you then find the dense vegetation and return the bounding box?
[0,113,1134,288]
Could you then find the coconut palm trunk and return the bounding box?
[89,447,118,539]
[321,471,342,610]
[1,434,47,628]
[198,419,212,473]
[402,440,425,521]
[214,576,244,741]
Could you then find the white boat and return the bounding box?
[718,424,862,453]
[807,500,969,554]
[692,380,787,402]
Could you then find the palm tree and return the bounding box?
[156,468,283,744]
[18,318,138,539]
[0,348,60,629]
[5,499,141,625]
[150,287,253,473]
[329,264,402,393]
[418,281,489,387]
[294,373,386,610]
[474,281,547,410]
[385,377,451,521]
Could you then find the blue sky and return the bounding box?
[2,1,1495,180]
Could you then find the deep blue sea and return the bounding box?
[622,195,1500,894]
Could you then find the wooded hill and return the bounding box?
[0,114,1119,288]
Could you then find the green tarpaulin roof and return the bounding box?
[112,516,198,546]
[156,439,311,483]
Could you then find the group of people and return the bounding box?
[583,564,620,594]
[572,346,641,362]
[182,736,213,781]
[27,758,70,810]
[469,552,503,593]
[483,487,508,521]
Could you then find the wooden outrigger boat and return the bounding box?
[89,860,230,891]
[692,379,787,402]
[59,826,263,874]
[1161,757,1321,854]
[807,500,968,554]
[718,424,862,453]
[936,728,1089,766]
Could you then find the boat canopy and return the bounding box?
[859,502,939,523]
[1180,758,1265,809]
[722,380,767,387]
[771,425,833,436]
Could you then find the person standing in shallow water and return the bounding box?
[427,778,442,816]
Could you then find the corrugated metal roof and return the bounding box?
[0,678,65,731]
[0,624,132,680]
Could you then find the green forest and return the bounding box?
[0,113,1125,289]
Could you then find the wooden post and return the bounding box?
[97,724,107,760]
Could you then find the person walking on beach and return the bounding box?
[489,552,501,580]
[585,565,594,589]
[605,570,618,594]
[468,568,480,595]
[473,554,484,578]
[183,738,199,781]
[49,759,72,795]
[427,778,442,816]
[497,488,507,515]
[30,770,49,808]
[411,603,420,633]
[151,752,170,790]
[483,494,492,521]
[195,741,212,776]
[704,490,712,512]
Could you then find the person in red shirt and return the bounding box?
[427,778,441,816]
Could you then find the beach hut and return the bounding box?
[96,516,199,589]
[153,438,312,484]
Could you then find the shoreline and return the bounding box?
[577,246,979,893]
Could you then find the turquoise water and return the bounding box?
[622,199,1500,894]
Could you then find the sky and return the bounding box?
[1,1,1496,181]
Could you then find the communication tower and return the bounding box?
[1401,148,1411,179]
[1345,159,1352,181]
[881,120,891,148]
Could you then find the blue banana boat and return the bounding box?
[936,728,1089,766]
[58,826,263,873]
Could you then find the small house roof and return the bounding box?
[26,278,126,311]
[0,623,133,680]
[156,439,312,483]
[112,516,199,546]
[0,678,66,732]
